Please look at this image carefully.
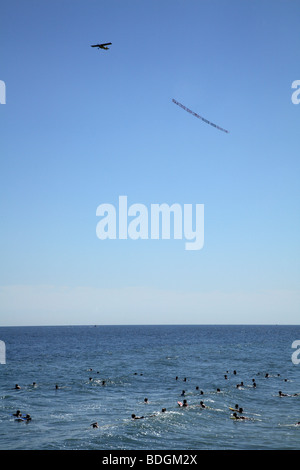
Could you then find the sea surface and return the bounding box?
[0,325,299,450]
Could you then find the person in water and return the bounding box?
[13,410,22,417]
[90,422,99,428]
[279,390,299,397]
[232,412,249,420]
[14,413,31,422]
[199,401,206,408]
[182,399,188,407]
[131,414,144,419]
[279,391,290,397]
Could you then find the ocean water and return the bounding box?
[0,324,299,450]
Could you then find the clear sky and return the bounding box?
[0,0,299,325]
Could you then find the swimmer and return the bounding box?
[229,404,242,413]
[144,398,148,404]
[232,412,249,420]
[216,388,221,392]
[55,384,59,389]
[13,410,22,417]
[15,413,31,422]
[232,406,243,414]
[199,401,206,409]
[161,408,166,413]
[90,422,99,428]
[177,400,188,407]
[131,414,144,420]
[279,391,288,397]
[181,390,185,396]
[14,384,21,390]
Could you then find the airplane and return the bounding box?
[91,42,112,50]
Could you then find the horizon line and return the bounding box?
[1,323,299,328]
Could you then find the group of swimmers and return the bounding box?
[129,370,300,424]
[12,368,299,428]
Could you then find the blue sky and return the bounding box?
[0,0,299,325]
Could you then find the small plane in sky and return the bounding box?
[91,43,112,50]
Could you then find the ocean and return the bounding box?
[0,325,299,450]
